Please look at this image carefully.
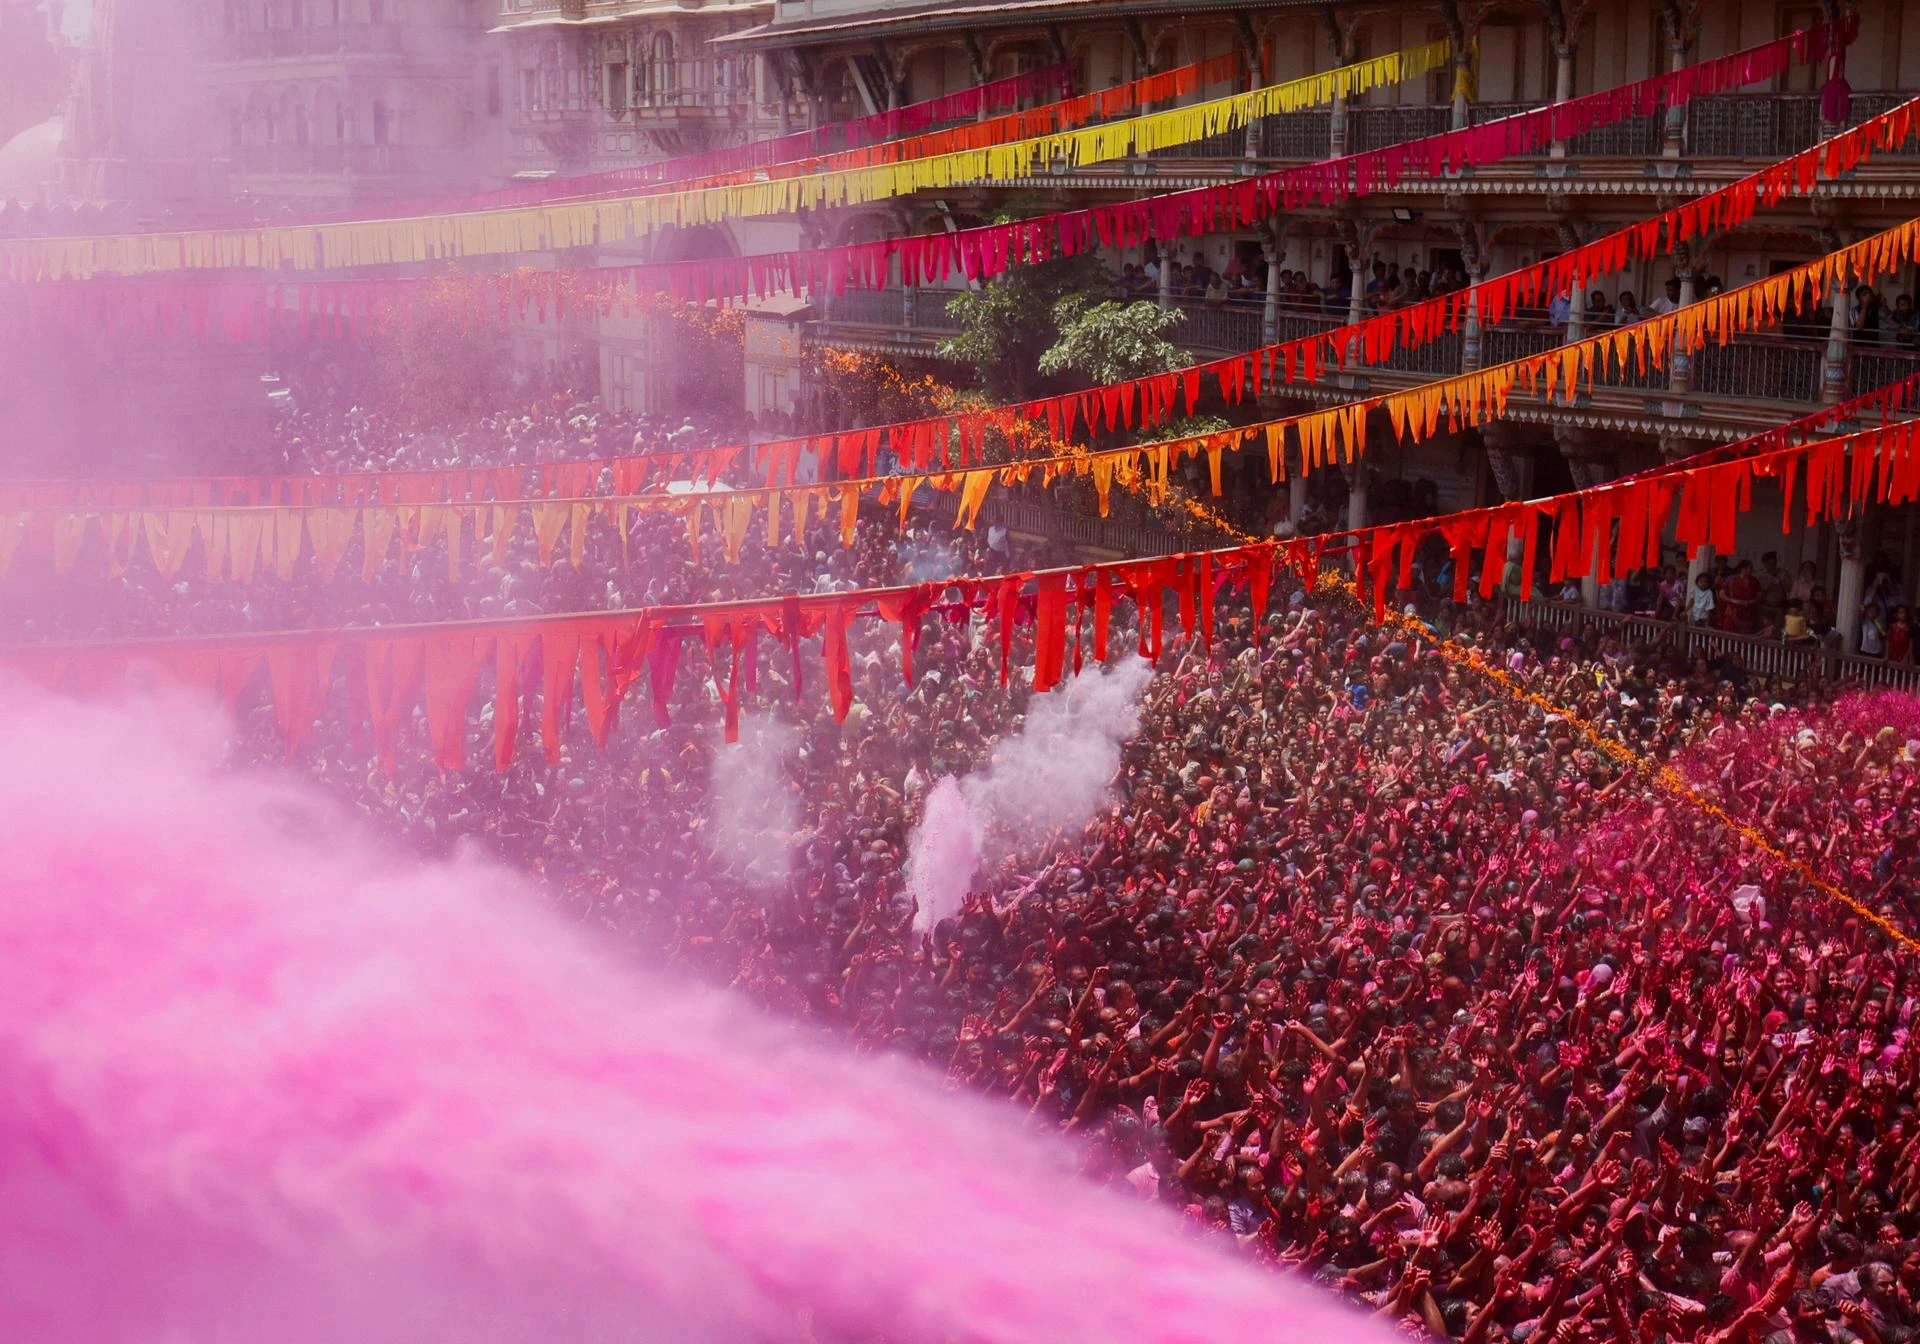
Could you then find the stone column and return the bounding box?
[1345,244,1367,335]
[1330,84,1349,157]
[1836,516,1865,651]
[1262,249,1282,347]
[1481,423,1523,501]
[1450,49,1472,131]
[1289,458,1309,527]
[1549,42,1574,158]
[1667,269,1698,394]
[1565,282,1587,346]
[1460,259,1487,372]
[1347,463,1369,531]
[1661,23,1688,158]
[1822,276,1852,405]
[1157,245,1173,311]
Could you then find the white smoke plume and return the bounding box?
[907,655,1154,930]
[704,714,800,891]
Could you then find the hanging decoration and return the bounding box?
[0,36,1457,281]
[3,220,1918,603]
[0,24,1854,341]
[1,398,1913,770]
[5,178,1915,557]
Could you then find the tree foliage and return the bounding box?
[935,251,1108,400]
[1038,296,1187,386]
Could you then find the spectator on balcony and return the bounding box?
[1852,285,1886,346]
[1782,599,1813,645]
[1889,293,1918,345]
[1656,564,1684,621]
[1807,585,1838,644]
[1648,278,1683,317]
[1758,551,1791,636]
[1791,559,1818,605]
[1614,290,1643,324]
[1547,287,1573,330]
[1687,570,1716,626]
[1860,601,1889,658]
[1721,559,1762,636]
[1866,567,1908,616]
[1229,274,1262,307]
[1202,274,1229,307]
[1323,271,1353,317]
[1585,289,1613,322]
[1890,605,1915,663]
[1364,260,1390,304]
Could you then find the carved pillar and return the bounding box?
[1667,266,1699,394]
[1481,423,1525,501]
[1549,40,1575,157]
[1823,271,1853,405]
[1262,247,1283,347]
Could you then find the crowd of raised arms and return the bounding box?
[27,382,1920,1344]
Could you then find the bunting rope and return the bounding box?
[1347,576,1920,956]
[352,61,1081,215]
[504,56,1248,204]
[10,82,1908,516]
[2,396,1914,787]
[1,25,1841,335]
[7,210,1915,589]
[0,39,1455,282]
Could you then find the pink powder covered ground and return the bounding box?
[0,684,1390,1344]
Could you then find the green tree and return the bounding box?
[1038,295,1187,385]
[936,250,1107,401]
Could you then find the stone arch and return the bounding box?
[274,86,310,148]
[313,83,344,146]
[898,41,969,103]
[649,223,740,266]
[983,36,1050,81]
[243,87,274,146]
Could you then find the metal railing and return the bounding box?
[1263,112,1331,159]
[1684,91,1920,158]
[1503,597,1920,692]
[1168,300,1264,352]
[1153,128,1247,159]
[816,286,1888,415]
[1850,345,1920,396]
[1481,326,1561,365]
[1691,339,1822,403]
[1346,105,1451,152]
[823,288,906,327]
[821,287,964,334]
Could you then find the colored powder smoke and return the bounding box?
[0,683,1390,1344]
[907,655,1153,931]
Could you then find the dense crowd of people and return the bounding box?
[12,377,1920,1344]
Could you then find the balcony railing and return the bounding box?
[820,287,963,333]
[1346,105,1452,153]
[1168,300,1264,352]
[216,23,403,60]
[1504,597,1920,693]
[1263,112,1331,159]
[1849,343,1920,396]
[1691,339,1822,403]
[817,286,1920,420]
